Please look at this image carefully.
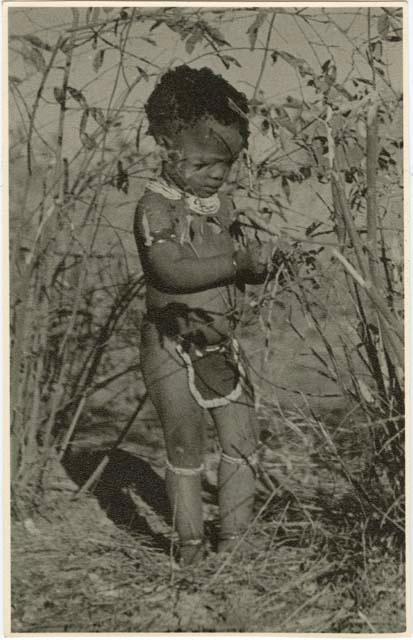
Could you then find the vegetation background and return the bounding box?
[9,5,405,633]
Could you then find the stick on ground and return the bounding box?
[74,392,148,499]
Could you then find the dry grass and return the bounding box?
[11,409,405,634]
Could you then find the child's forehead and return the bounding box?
[175,118,244,159]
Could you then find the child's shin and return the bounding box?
[165,463,204,564]
[218,451,257,551]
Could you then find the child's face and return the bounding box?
[163,118,244,197]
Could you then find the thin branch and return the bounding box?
[253,13,276,102]
[26,35,63,175]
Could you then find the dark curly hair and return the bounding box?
[145,65,249,147]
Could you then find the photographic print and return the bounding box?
[7,2,406,634]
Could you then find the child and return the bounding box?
[134,65,271,564]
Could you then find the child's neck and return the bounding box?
[150,166,221,216]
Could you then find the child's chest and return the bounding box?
[167,200,235,258]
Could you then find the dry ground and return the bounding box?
[11,408,405,634]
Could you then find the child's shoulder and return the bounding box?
[134,189,178,248]
[135,188,172,217]
[135,189,177,229]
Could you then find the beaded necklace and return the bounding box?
[146,177,220,216]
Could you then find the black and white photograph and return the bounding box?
[7,2,406,634]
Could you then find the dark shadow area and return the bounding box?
[63,447,172,554]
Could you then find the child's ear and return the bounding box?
[156,136,171,162]
[157,134,173,150]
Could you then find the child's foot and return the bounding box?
[217,533,242,554]
[180,539,204,566]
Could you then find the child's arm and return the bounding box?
[147,243,236,293]
[134,194,265,294]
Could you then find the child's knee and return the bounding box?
[164,420,204,467]
[168,441,203,468]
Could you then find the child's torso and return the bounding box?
[143,188,243,344]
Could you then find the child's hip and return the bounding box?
[140,316,251,409]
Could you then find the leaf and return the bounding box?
[377,13,390,39]
[385,32,402,42]
[185,28,202,54]
[80,108,89,135]
[90,107,106,128]
[261,119,270,134]
[116,160,129,194]
[80,131,96,150]
[93,49,105,72]
[305,221,321,237]
[91,7,100,22]
[284,96,303,109]
[136,66,149,81]
[220,55,241,69]
[135,121,143,151]
[321,59,331,73]
[247,11,267,51]
[140,36,157,46]
[67,86,88,109]
[358,378,375,404]
[300,166,312,179]
[150,19,163,32]
[60,38,75,54]
[20,44,46,73]
[354,77,373,86]
[20,34,51,51]
[53,86,65,106]
[325,62,337,85]
[281,175,291,203]
[165,17,191,40]
[203,23,231,47]
[272,106,296,135]
[371,40,383,60]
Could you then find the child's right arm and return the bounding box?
[134,194,265,294]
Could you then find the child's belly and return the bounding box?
[146,222,238,344]
[146,285,236,344]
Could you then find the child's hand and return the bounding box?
[234,239,273,278]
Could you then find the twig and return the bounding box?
[26,35,63,175]
[358,610,378,633]
[203,485,278,590]
[252,12,276,102]
[52,9,79,201]
[333,249,402,331]
[57,394,87,462]
[366,102,379,286]
[73,393,148,498]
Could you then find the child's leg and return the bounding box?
[140,321,205,564]
[209,382,258,552]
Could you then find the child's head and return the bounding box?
[145,65,249,197]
